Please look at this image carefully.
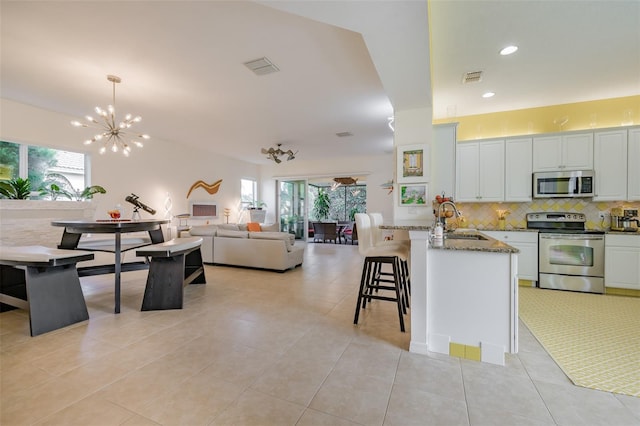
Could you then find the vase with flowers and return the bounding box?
[496,209,510,230]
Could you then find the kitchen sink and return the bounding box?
[444,233,488,241]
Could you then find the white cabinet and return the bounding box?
[605,234,640,290]
[628,128,640,201]
[533,132,593,171]
[456,139,505,202]
[505,137,532,201]
[431,123,457,199]
[593,129,628,201]
[482,231,538,282]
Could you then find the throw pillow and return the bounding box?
[249,232,293,251]
[247,222,261,232]
[260,223,279,232]
[216,229,249,238]
[218,224,240,231]
[189,225,218,236]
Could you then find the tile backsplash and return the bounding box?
[443,199,640,230]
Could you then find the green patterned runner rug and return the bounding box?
[519,287,640,397]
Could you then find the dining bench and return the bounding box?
[0,245,94,336]
[135,237,205,311]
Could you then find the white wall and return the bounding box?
[393,106,434,222]
[0,99,259,226]
[1,98,398,227]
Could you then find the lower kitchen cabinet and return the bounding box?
[482,231,538,283]
[605,234,640,290]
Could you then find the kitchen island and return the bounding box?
[381,223,519,365]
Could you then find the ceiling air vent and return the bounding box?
[462,70,483,84]
[336,131,353,137]
[243,57,279,76]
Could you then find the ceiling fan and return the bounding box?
[333,177,358,185]
[331,176,359,191]
[261,143,297,164]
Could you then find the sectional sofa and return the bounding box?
[188,223,304,271]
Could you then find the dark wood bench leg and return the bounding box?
[141,247,206,311]
[185,249,206,284]
[142,254,186,311]
[25,265,89,336]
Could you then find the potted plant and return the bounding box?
[0,177,31,199]
[39,173,106,201]
[248,201,267,210]
[312,188,330,221]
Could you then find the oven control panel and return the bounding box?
[527,212,585,223]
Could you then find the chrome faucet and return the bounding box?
[437,200,462,230]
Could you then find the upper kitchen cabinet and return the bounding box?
[533,132,593,172]
[593,129,628,201]
[505,137,533,201]
[628,127,640,201]
[456,139,505,202]
[431,123,457,199]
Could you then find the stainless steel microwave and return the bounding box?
[533,170,594,198]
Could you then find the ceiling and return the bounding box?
[1,1,638,165]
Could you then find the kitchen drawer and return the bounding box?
[483,230,538,282]
[483,231,538,244]
[606,234,640,248]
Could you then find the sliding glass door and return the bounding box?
[278,180,307,240]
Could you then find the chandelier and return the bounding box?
[261,143,297,164]
[71,75,149,156]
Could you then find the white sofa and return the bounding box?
[188,224,304,271]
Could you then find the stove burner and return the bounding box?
[526,211,600,234]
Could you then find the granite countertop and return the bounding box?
[606,229,640,235]
[379,223,519,253]
[429,231,519,254]
[379,222,537,233]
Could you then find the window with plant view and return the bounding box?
[241,178,257,208]
[0,140,91,200]
[309,184,366,221]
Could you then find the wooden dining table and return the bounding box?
[51,219,169,313]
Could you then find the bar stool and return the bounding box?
[368,212,411,306]
[353,213,409,332]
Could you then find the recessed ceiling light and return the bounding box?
[482,92,495,98]
[500,45,518,55]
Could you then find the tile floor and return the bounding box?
[1,242,639,426]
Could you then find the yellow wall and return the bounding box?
[433,95,640,141]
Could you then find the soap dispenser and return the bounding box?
[434,222,444,239]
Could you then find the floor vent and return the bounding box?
[462,70,483,84]
[244,57,279,76]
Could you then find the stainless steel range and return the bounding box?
[527,212,605,294]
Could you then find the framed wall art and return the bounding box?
[399,183,428,206]
[396,144,428,183]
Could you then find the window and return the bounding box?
[241,178,257,208]
[309,183,366,221]
[0,140,88,200]
[0,141,19,180]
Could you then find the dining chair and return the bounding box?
[343,222,358,245]
[322,222,339,243]
[337,220,352,244]
[311,222,325,242]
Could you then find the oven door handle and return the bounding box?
[539,234,604,240]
